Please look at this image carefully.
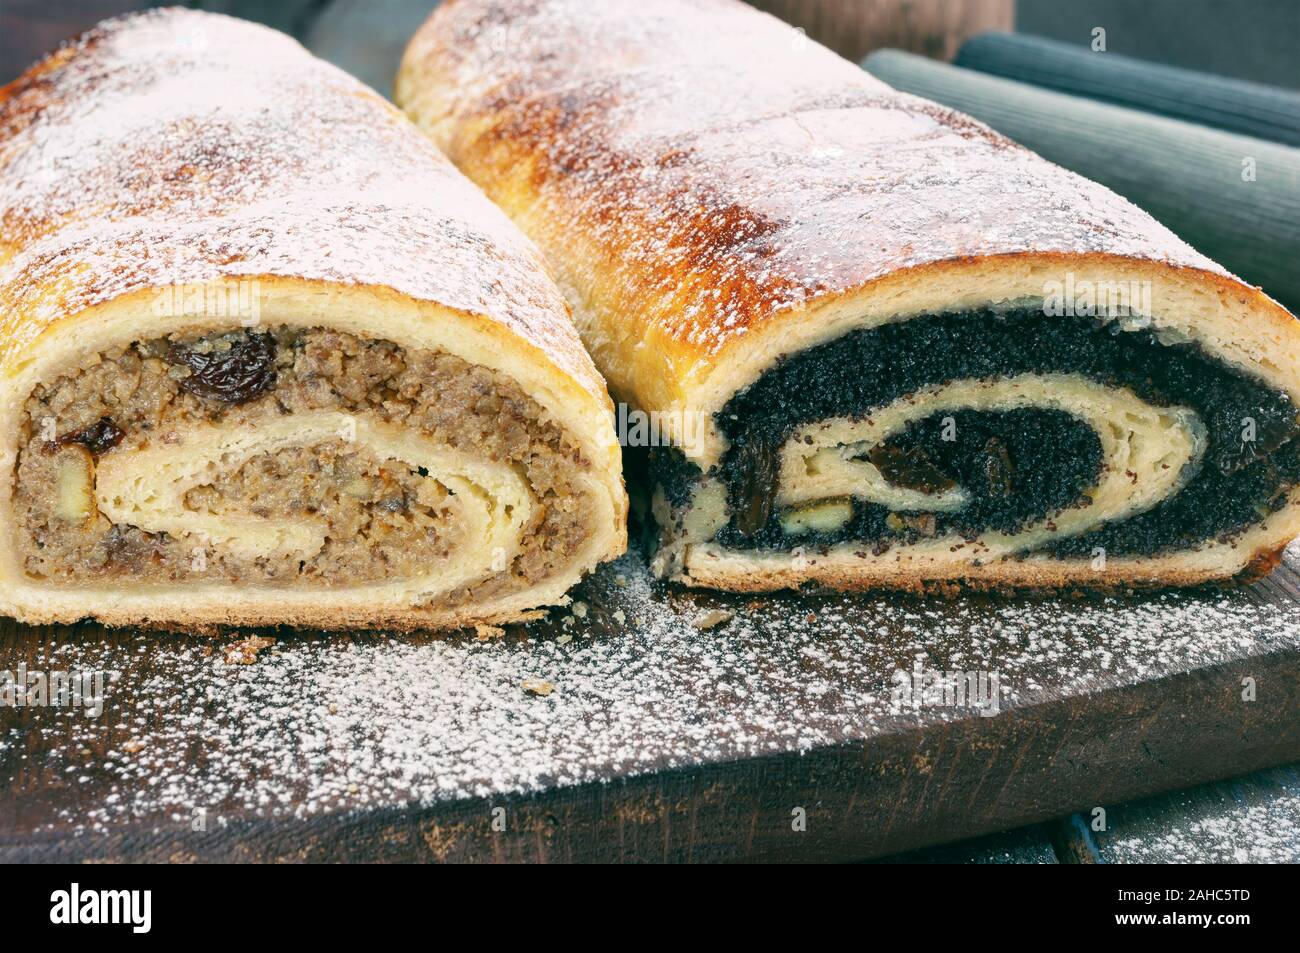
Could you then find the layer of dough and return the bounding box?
[777,373,1205,554]
[94,412,531,603]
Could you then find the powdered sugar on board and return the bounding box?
[3,540,1299,840]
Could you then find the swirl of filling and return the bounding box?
[16,327,600,609]
[652,308,1300,564]
[774,373,1205,559]
[92,412,532,602]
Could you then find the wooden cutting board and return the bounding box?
[3,0,1296,864]
[3,533,1298,863]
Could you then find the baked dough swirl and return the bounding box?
[0,9,626,628]
[398,0,1300,590]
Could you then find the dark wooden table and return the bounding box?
[883,762,1300,863]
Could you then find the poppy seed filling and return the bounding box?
[652,308,1300,559]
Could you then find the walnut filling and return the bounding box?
[15,328,594,603]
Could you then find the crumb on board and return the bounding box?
[222,635,275,665]
[521,677,555,697]
[692,609,735,630]
[474,624,506,641]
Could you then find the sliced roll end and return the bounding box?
[0,282,627,630]
[654,254,1300,592]
[0,10,627,630]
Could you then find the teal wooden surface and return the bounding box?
[1016,0,1300,91]
[862,50,1300,314]
[956,32,1300,146]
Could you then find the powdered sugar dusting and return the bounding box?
[0,8,607,404]
[401,0,1231,390]
[5,541,1299,843]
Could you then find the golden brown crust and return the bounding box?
[396,0,1300,419]
[0,8,627,629]
[399,0,1300,591]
